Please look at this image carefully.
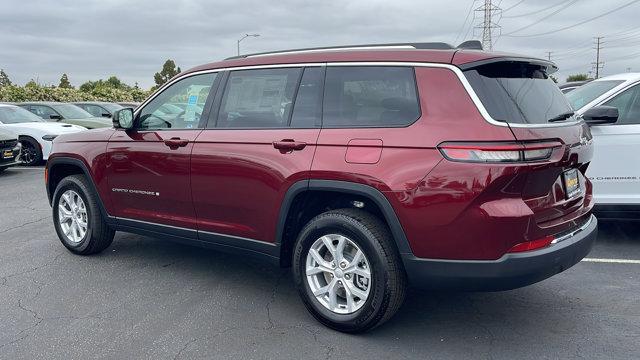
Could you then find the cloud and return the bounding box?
[0,0,638,88]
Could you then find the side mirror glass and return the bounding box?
[582,105,618,125]
[113,108,134,129]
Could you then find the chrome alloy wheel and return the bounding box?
[305,234,372,314]
[58,190,88,243]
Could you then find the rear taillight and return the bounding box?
[508,235,555,253]
[438,141,562,163]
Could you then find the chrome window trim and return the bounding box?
[136,61,580,129]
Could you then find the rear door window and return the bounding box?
[290,67,324,128]
[464,62,574,125]
[322,66,420,127]
[216,68,301,128]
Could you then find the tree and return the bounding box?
[0,69,11,87]
[25,79,38,88]
[154,59,181,88]
[566,74,589,82]
[59,73,72,88]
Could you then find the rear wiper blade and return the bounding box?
[548,111,575,122]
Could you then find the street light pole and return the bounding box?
[237,33,260,56]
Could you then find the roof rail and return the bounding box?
[224,40,484,60]
[225,42,456,60]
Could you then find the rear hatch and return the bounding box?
[462,59,594,235]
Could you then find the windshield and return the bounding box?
[101,103,123,112]
[464,62,574,124]
[566,80,624,110]
[52,104,94,119]
[0,106,45,124]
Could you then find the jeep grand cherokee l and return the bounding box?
[45,42,597,332]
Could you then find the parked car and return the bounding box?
[0,128,20,173]
[117,102,141,109]
[18,102,112,129]
[566,73,640,218]
[0,104,86,165]
[46,42,597,332]
[559,80,591,93]
[73,102,123,118]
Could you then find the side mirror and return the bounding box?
[101,112,111,118]
[113,108,134,129]
[49,114,63,121]
[582,105,618,125]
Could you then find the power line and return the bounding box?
[504,0,640,37]
[502,0,526,13]
[455,1,478,43]
[502,0,573,18]
[502,0,579,35]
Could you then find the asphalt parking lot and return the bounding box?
[0,167,638,359]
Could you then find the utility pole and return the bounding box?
[546,51,552,61]
[593,36,604,79]
[475,0,501,51]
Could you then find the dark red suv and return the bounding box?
[45,42,597,332]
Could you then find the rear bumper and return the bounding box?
[402,215,597,291]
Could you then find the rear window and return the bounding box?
[323,66,420,127]
[464,62,573,125]
[566,80,624,110]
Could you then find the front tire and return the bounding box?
[52,175,115,255]
[292,208,406,333]
[19,137,42,166]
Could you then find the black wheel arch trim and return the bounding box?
[277,179,413,256]
[46,157,115,225]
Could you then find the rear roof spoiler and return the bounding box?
[458,57,559,74]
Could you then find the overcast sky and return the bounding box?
[1,0,639,88]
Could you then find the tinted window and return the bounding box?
[290,67,324,128]
[0,106,45,123]
[464,62,573,125]
[603,84,640,125]
[28,105,58,119]
[52,104,94,119]
[216,68,301,128]
[323,66,420,127]
[566,80,624,110]
[138,73,217,130]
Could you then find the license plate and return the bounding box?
[2,150,12,159]
[563,169,581,199]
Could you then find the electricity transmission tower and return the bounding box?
[475,0,501,51]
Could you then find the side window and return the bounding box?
[216,68,301,128]
[290,67,324,128]
[603,84,640,125]
[323,66,420,127]
[137,73,217,130]
[31,106,58,119]
[83,105,104,117]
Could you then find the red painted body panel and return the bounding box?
[105,129,202,229]
[190,129,320,242]
[48,128,115,213]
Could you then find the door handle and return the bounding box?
[273,139,307,153]
[164,137,189,149]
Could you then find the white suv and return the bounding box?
[566,73,640,218]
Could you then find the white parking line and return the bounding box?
[582,258,640,264]
[9,167,43,170]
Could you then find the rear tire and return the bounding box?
[292,208,406,333]
[52,175,115,255]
